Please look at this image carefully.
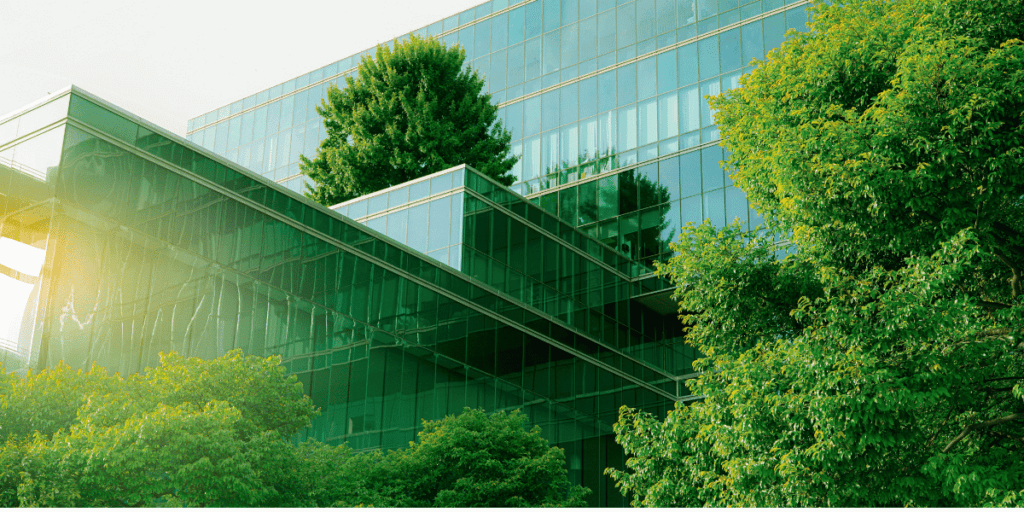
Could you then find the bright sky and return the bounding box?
[0,0,484,135]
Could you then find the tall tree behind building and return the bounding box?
[302,35,517,206]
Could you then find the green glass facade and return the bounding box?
[1,87,698,506]
[186,0,809,268]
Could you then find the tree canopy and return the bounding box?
[0,350,320,507]
[608,0,1024,506]
[1,352,583,507]
[302,35,517,206]
[332,408,589,507]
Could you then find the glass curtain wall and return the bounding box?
[186,0,809,271]
[3,88,701,505]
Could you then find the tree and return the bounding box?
[607,0,1024,506]
[0,350,322,507]
[336,408,590,507]
[302,35,517,206]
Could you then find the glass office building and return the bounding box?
[186,0,810,268]
[2,0,812,505]
[1,87,699,506]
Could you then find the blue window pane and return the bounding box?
[579,76,598,119]
[598,10,616,55]
[725,186,748,228]
[508,42,525,85]
[659,156,681,201]
[544,0,561,32]
[598,110,615,156]
[679,85,700,133]
[490,50,507,90]
[698,35,720,79]
[460,26,475,59]
[677,43,698,84]
[429,172,452,195]
[638,97,657,146]
[704,188,726,227]
[617,63,637,106]
[543,30,561,75]
[657,50,677,94]
[542,130,559,174]
[524,96,542,136]
[741,20,764,64]
[542,90,560,132]
[366,215,386,234]
[560,22,579,68]
[280,95,295,130]
[475,18,492,55]
[637,0,656,41]
[698,0,718,19]
[368,193,388,216]
[562,0,579,25]
[386,209,408,244]
[507,100,524,139]
[598,70,616,113]
[764,13,786,52]
[428,196,452,250]
[523,135,542,180]
[657,0,677,34]
[525,37,542,81]
[637,57,657,100]
[658,92,679,140]
[580,116,598,161]
[561,123,579,165]
[408,204,429,252]
[720,28,742,72]
[786,4,809,32]
[581,0,597,18]
[266,101,281,135]
[409,179,430,202]
[699,79,721,127]
[526,1,543,39]
[492,12,508,49]
[579,16,598,61]
[451,192,464,245]
[560,82,578,126]
[681,194,702,226]
[509,6,526,44]
[616,3,636,50]
[617,105,637,151]
[701,145,724,190]
[680,150,701,197]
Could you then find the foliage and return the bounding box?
[302,35,516,205]
[607,0,1024,506]
[0,350,321,507]
[336,408,590,507]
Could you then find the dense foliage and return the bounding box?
[302,35,516,205]
[1,353,582,507]
[0,350,319,507]
[608,0,1024,506]
[333,408,589,507]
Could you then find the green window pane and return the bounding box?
[579,179,597,223]
[597,174,618,220]
[616,63,636,107]
[68,95,137,145]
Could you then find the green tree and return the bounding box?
[607,0,1024,506]
[302,35,517,206]
[338,408,590,507]
[0,350,322,507]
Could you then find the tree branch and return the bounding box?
[994,252,1021,299]
[942,413,1024,453]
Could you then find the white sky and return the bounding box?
[0,0,484,135]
